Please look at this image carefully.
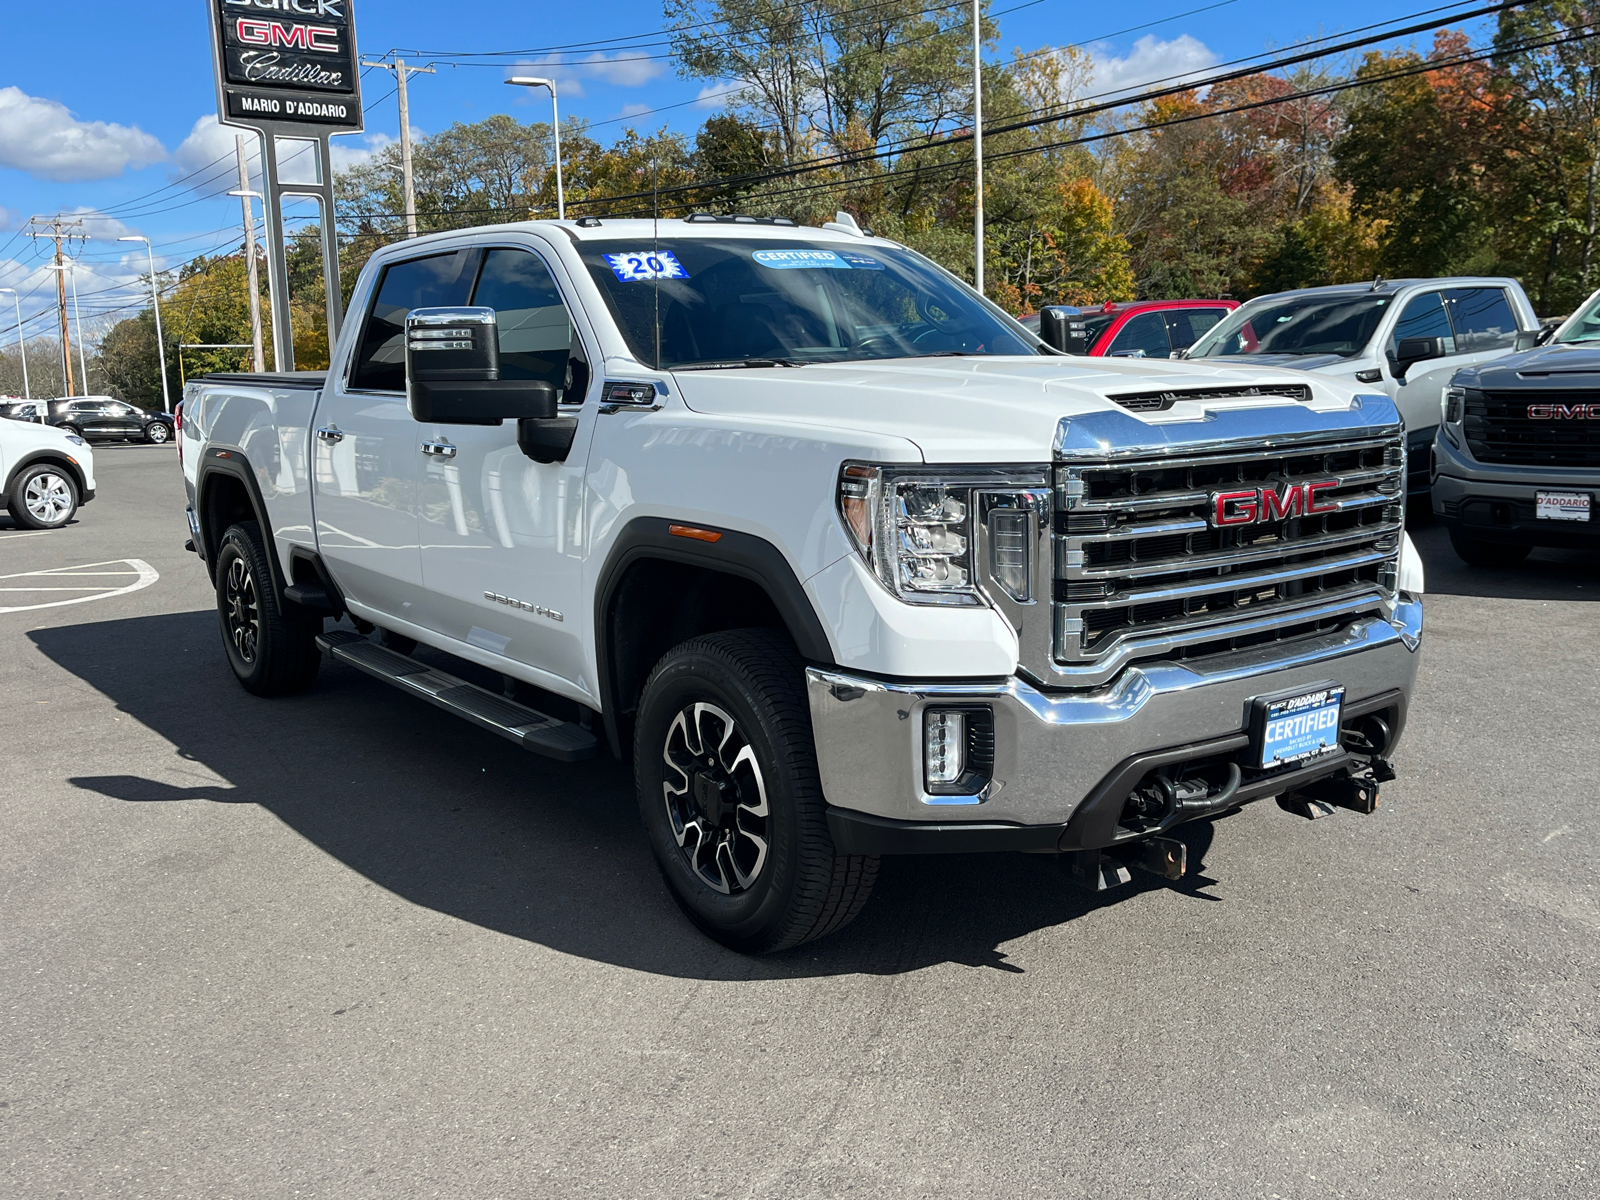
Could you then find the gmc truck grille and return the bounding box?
[1466,389,1600,468]
[1051,432,1405,683]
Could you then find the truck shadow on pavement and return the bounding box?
[1410,519,1600,601]
[40,610,1227,980]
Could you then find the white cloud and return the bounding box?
[615,103,653,120]
[507,51,665,100]
[695,81,745,110]
[0,87,166,183]
[174,115,407,192]
[0,206,18,232]
[1088,35,1217,97]
[67,207,136,242]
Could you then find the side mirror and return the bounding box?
[1037,305,1089,354]
[1391,335,1446,380]
[1514,329,1541,351]
[405,307,557,425]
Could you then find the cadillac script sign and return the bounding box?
[209,0,363,130]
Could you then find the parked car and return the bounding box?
[180,216,1423,953]
[1,398,45,423]
[1184,279,1541,495]
[1,409,96,529]
[1433,284,1600,565]
[46,396,174,444]
[1019,299,1238,358]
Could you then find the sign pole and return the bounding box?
[208,0,363,373]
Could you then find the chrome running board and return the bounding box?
[317,629,599,762]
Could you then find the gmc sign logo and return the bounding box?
[236,18,340,52]
[1210,481,1338,527]
[1528,404,1600,419]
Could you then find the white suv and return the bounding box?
[2,416,96,529]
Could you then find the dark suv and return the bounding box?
[47,397,173,444]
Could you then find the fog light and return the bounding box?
[924,709,966,787]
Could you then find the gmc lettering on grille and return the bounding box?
[1527,404,1600,419]
[1209,481,1339,527]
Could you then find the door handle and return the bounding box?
[421,441,457,458]
[316,426,344,443]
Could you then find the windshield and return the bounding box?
[1556,289,1600,343]
[579,237,1042,368]
[1189,295,1391,359]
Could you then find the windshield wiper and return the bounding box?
[674,358,807,370]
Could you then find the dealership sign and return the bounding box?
[209,0,363,130]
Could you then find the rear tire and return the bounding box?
[7,463,79,529]
[634,629,877,954]
[215,521,322,696]
[1449,530,1532,568]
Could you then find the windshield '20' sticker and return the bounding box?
[604,251,690,282]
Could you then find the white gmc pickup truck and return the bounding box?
[179,215,1425,952]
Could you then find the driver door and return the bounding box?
[414,244,600,700]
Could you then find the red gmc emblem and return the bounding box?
[1210,481,1338,526]
[1528,404,1600,419]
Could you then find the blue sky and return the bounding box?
[0,0,1500,342]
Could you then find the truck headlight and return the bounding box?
[1443,386,1465,424]
[837,463,1049,608]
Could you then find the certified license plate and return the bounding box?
[1254,684,1345,770]
[1536,491,1590,522]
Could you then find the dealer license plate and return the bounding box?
[1256,685,1345,770]
[1536,491,1590,522]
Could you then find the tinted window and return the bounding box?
[1164,308,1229,350]
[1192,296,1390,358]
[1107,311,1172,358]
[1391,293,1455,355]
[350,251,473,392]
[470,249,579,396]
[1445,287,1518,352]
[579,238,1038,368]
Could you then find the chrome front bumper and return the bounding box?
[807,599,1423,840]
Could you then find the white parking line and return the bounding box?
[0,531,50,541]
[0,559,159,614]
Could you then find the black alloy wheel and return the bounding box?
[214,521,322,696]
[661,701,771,895]
[634,628,877,954]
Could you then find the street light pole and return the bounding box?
[118,235,171,412]
[0,288,28,399]
[972,0,984,295]
[505,77,565,219]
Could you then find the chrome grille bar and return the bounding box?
[1041,410,1406,688]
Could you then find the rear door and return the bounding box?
[311,248,475,620]
[414,243,599,698]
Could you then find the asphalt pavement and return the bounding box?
[2,444,1596,1199]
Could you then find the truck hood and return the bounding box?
[671,355,1359,461]
[1186,351,1357,373]
[1458,340,1600,388]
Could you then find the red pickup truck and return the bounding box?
[1020,299,1239,358]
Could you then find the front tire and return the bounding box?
[7,463,78,529]
[634,629,877,954]
[1449,530,1532,568]
[144,421,170,444]
[214,521,322,696]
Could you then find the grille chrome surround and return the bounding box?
[1033,402,1406,688]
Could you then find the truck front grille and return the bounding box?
[1466,389,1600,468]
[1051,432,1405,683]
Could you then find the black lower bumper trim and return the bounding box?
[1436,490,1600,549]
[826,808,1067,856]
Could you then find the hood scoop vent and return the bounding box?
[1105,383,1312,413]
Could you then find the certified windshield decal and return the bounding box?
[752,249,853,270]
[839,253,884,270]
[604,251,690,282]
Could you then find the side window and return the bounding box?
[470,248,587,403]
[1445,287,1518,353]
[349,251,474,392]
[1163,308,1229,350]
[1390,293,1455,356]
[1107,311,1172,358]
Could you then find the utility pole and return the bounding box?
[26,215,85,395]
[361,57,435,237]
[972,0,985,295]
[234,135,266,372]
